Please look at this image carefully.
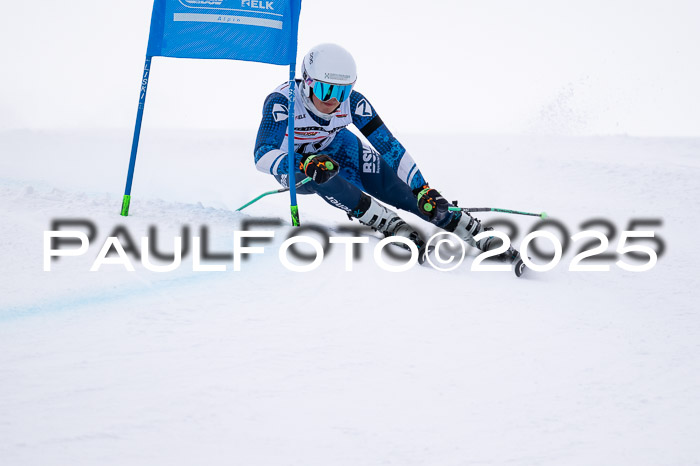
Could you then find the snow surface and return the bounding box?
[1,130,699,465]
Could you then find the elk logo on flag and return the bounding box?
[242,0,275,10]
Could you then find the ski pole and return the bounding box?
[236,177,312,212]
[448,206,548,219]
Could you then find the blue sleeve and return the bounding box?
[253,91,304,175]
[350,90,427,190]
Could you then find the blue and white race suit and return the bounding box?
[253,80,430,220]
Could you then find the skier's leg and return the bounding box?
[321,131,429,251]
[274,170,428,258]
[354,145,428,219]
[317,130,429,219]
[274,170,362,215]
[352,150,514,261]
[332,134,523,269]
[355,148,497,251]
[325,130,524,273]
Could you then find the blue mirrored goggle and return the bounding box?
[312,80,354,103]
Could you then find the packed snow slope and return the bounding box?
[1,129,699,466]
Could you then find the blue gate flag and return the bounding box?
[146,0,302,65]
[122,0,302,221]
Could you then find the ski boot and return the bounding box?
[445,211,526,277]
[353,194,430,265]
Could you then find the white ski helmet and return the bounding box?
[301,43,357,103]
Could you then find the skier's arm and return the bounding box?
[253,92,304,175]
[350,91,427,191]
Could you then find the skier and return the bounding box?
[253,43,525,276]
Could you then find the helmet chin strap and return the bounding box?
[299,83,335,121]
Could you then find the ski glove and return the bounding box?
[300,154,339,184]
[414,185,450,221]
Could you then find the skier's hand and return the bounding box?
[300,154,339,184]
[415,185,450,220]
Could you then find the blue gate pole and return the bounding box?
[287,64,300,226]
[121,56,152,216]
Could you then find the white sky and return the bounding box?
[1,0,698,136]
